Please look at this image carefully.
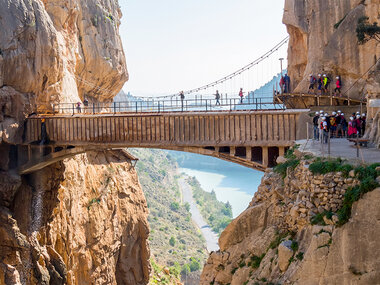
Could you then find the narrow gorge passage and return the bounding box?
[179,177,219,252]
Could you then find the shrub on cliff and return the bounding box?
[356,16,380,44]
[308,157,353,176]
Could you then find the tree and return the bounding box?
[170,202,179,211]
[169,236,176,246]
[356,16,380,44]
[189,258,201,272]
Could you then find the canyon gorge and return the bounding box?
[0,0,379,285]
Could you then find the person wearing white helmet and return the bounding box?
[340,113,348,137]
[334,76,342,96]
[330,112,337,137]
[348,116,358,138]
[318,111,324,141]
[336,111,343,138]
[355,114,362,136]
[313,111,320,140]
[321,116,328,143]
[308,74,317,93]
[361,113,367,136]
[317,74,323,94]
[322,74,331,95]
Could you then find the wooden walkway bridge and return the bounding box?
[18,108,310,174]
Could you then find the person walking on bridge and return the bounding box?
[334,76,342,96]
[308,74,317,93]
[284,74,290,93]
[239,88,244,104]
[215,90,221,106]
[179,91,185,111]
[317,74,323,95]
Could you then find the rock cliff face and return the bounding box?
[0,0,127,111]
[0,150,150,285]
[283,0,380,99]
[0,1,152,284]
[200,157,380,284]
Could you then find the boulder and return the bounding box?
[278,240,294,272]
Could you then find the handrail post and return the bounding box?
[206,99,208,112]
[229,99,232,111]
[113,102,116,114]
[135,101,138,113]
[72,104,75,115]
[158,102,160,113]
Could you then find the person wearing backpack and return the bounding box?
[308,74,317,93]
[317,74,323,95]
[334,76,342,96]
[321,117,328,144]
[329,111,337,137]
[323,74,331,95]
[348,116,358,138]
[355,114,362,137]
[313,112,320,140]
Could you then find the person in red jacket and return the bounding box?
[334,76,342,96]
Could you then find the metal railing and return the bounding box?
[52,95,285,115]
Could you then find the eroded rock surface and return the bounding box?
[0,150,150,285]
[0,0,127,110]
[200,161,380,284]
[283,0,380,98]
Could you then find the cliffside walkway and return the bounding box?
[19,103,310,174]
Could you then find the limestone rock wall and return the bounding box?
[283,0,380,99]
[0,150,150,285]
[0,0,127,110]
[200,160,380,285]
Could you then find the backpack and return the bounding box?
[329,116,336,126]
[352,120,357,129]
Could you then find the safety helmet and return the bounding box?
[320,110,324,113]
[362,113,366,117]
[323,74,326,77]
[356,111,360,114]
[318,74,321,76]
[341,113,344,116]
[332,112,336,115]
[315,111,319,115]
[356,115,361,119]
[324,113,328,116]
[336,77,339,79]
[337,110,341,113]
[350,117,354,121]
[322,117,326,120]
[310,74,313,77]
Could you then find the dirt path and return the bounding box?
[179,177,219,252]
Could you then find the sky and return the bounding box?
[118,0,288,97]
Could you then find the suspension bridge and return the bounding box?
[14,37,366,174]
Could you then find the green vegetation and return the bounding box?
[356,16,380,44]
[309,157,353,176]
[248,254,265,269]
[169,237,176,247]
[87,197,100,210]
[308,161,380,226]
[296,252,304,261]
[274,145,300,178]
[188,177,233,234]
[150,259,181,284]
[334,13,347,29]
[310,211,333,226]
[130,148,207,279]
[337,164,380,225]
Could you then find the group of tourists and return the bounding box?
[279,74,291,93]
[308,74,342,96]
[313,110,366,143]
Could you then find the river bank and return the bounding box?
[179,177,219,252]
